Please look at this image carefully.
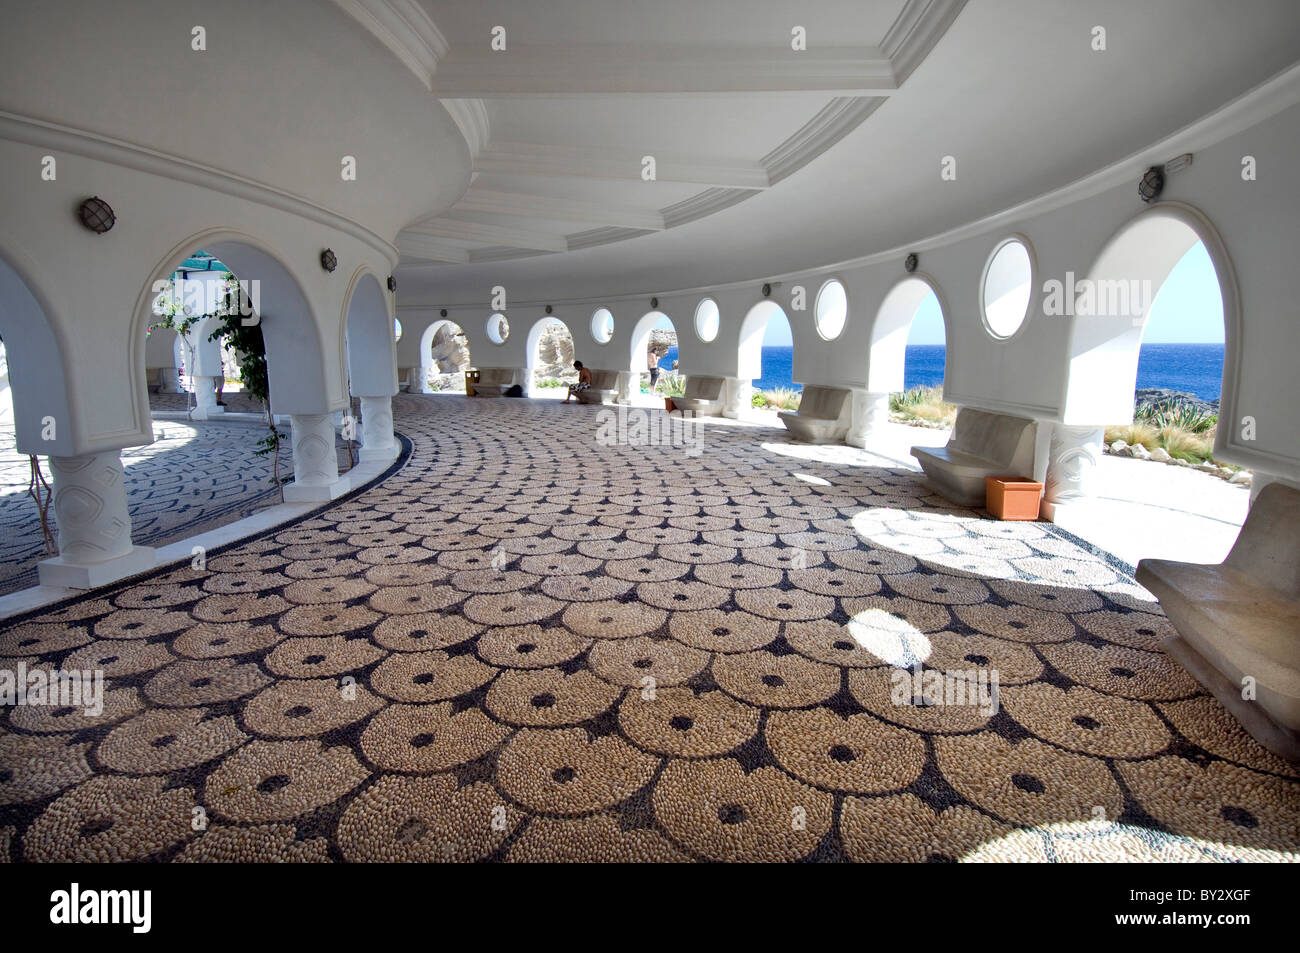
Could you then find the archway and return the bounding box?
[1063,205,1235,430]
[1048,204,1243,555]
[0,252,75,457]
[145,258,234,417]
[136,234,350,506]
[868,275,951,427]
[344,271,397,461]
[738,301,796,410]
[527,317,576,398]
[344,272,395,398]
[419,319,471,393]
[628,311,678,398]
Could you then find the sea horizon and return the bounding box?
[660,342,1227,402]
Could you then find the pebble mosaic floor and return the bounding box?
[0,417,295,596]
[0,394,1296,862]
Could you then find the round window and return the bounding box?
[981,238,1033,338]
[591,307,614,344]
[694,297,720,342]
[815,279,848,340]
[487,312,509,345]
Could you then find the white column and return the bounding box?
[722,377,751,419]
[38,451,155,588]
[359,396,396,462]
[283,413,350,502]
[1041,424,1105,522]
[191,375,223,419]
[846,391,890,449]
[159,368,182,393]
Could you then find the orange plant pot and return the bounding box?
[985,476,1043,521]
[664,398,676,412]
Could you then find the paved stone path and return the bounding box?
[0,417,295,596]
[0,393,1294,862]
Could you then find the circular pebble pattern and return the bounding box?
[0,394,1295,862]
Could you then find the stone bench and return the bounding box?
[671,375,725,416]
[1136,482,1300,761]
[575,368,623,405]
[472,367,525,397]
[910,407,1036,507]
[778,385,851,444]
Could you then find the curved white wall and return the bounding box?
[397,98,1300,482]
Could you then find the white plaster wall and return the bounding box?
[393,101,1300,480]
[0,0,471,239]
[0,137,398,454]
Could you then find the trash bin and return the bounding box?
[985,476,1043,520]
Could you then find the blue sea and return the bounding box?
[661,343,1225,400]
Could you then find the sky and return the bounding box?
[1139,241,1224,343]
[661,240,1224,348]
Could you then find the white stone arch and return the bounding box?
[343,269,396,398]
[1061,202,1237,429]
[737,300,791,383]
[419,318,472,393]
[628,310,676,378]
[143,324,181,393]
[0,249,78,455]
[866,273,950,394]
[133,229,334,416]
[526,315,574,396]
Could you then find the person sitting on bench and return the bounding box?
[565,361,593,402]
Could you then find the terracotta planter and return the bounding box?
[985,476,1042,520]
[664,398,676,412]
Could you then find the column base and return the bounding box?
[359,445,399,465]
[845,391,890,449]
[1039,496,1102,527]
[38,546,156,589]
[283,475,352,503]
[191,404,225,420]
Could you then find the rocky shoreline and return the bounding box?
[1108,388,1246,486]
[1133,387,1219,416]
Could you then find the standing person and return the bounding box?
[565,361,593,402]
[648,347,660,391]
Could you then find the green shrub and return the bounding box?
[1136,400,1217,434]
[764,388,802,411]
[889,385,956,427]
[751,392,769,408]
[655,371,687,397]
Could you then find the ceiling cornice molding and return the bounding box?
[411,7,967,265]
[467,246,552,264]
[0,110,400,266]
[566,227,655,252]
[331,0,448,90]
[882,0,969,85]
[455,187,665,231]
[763,96,887,185]
[474,141,770,190]
[660,188,754,230]
[396,60,1300,309]
[396,232,470,264]
[431,44,896,97]
[433,96,886,255]
[439,98,490,159]
[406,218,569,253]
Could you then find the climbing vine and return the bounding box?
[204,274,289,499]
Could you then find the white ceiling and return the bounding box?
[353,0,1300,302]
